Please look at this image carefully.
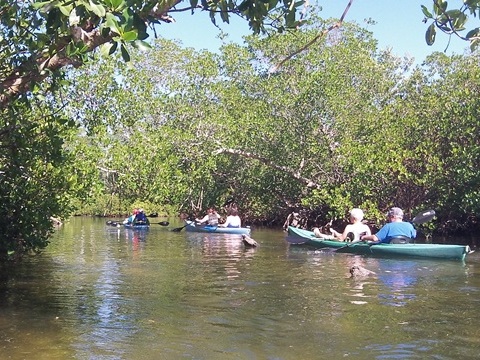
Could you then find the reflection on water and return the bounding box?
[0,218,480,359]
[377,261,418,306]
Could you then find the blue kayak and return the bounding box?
[124,223,150,230]
[185,221,251,235]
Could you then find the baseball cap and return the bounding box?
[388,207,404,218]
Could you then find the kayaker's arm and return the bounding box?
[360,234,378,242]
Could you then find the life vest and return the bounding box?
[208,213,219,226]
[134,212,149,224]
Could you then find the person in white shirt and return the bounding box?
[314,208,371,241]
[220,209,242,228]
[329,208,371,241]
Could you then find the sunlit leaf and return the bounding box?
[105,12,121,34]
[89,0,106,17]
[122,30,138,41]
[69,7,81,26]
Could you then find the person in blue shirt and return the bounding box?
[133,208,150,225]
[360,207,416,244]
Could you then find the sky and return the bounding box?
[158,0,469,63]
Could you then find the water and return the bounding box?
[1,217,480,359]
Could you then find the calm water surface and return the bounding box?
[1,217,480,359]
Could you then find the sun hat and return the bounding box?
[388,207,404,218]
[349,208,364,221]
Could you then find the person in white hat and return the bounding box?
[360,207,416,244]
[329,208,371,241]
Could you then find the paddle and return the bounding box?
[333,209,436,251]
[106,220,121,227]
[411,209,436,225]
[171,221,192,232]
[171,224,188,232]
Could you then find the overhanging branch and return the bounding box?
[269,0,354,73]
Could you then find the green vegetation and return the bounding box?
[2,1,480,261]
[66,24,480,235]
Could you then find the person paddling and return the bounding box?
[360,207,416,244]
[133,208,150,225]
[196,207,221,226]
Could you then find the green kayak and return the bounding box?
[286,226,473,261]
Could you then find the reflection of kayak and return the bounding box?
[287,226,473,261]
[185,221,251,235]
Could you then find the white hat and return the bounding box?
[349,208,364,221]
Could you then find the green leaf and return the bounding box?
[268,0,279,10]
[109,41,118,54]
[33,0,59,11]
[285,9,296,28]
[446,10,467,31]
[59,4,74,17]
[133,14,149,40]
[120,43,130,62]
[466,27,480,39]
[100,42,115,57]
[89,0,106,17]
[105,12,121,34]
[122,30,138,41]
[470,37,480,52]
[426,23,436,45]
[433,0,447,16]
[111,0,126,11]
[421,5,432,18]
[237,0,250,12]
[220,1,229,23]
[131,40,152,51]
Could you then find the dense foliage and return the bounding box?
[65,21,480,235]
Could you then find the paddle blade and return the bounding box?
[412,210,436,224]
[106,220,121,227]
[171,223,189,232]
[157,221,169,226]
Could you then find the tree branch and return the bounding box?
[214,147,320,188]
[269,0,354,73]
[0,2,182,110]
